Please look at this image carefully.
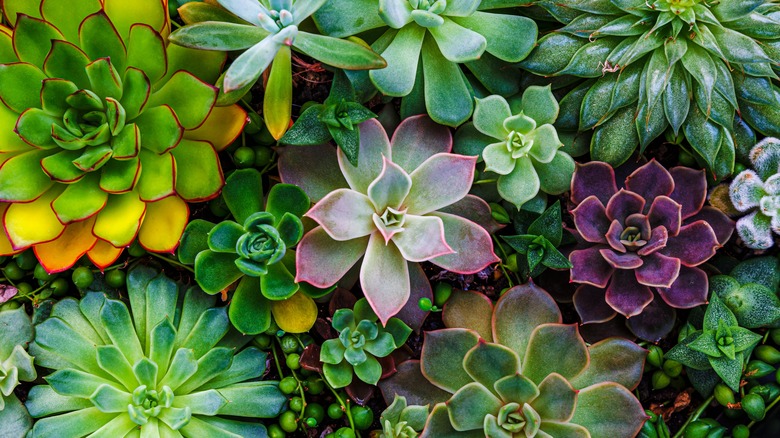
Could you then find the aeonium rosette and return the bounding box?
[234,212,287,275]
[569,160,734,342]
[0,0,246,273]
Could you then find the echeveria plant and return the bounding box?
[501,201,572,280]
[179,169,325,335]
[280,70,376,166]
[25,266,287,437]
[0,306,36,437]
[169,0,386,139]
[730,138,780,249]
[455,86,574,209]
[379,395,429,438]
[321,298,412,388]
[569,160,733,341]
[279,116,499,324]
[523,0,780,177]
[667,294,762,392]
[0,0,247,273]
[313,0,538,127]
[380,283,648,437]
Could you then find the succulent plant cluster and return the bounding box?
[569,160,733,341]
[524,0,780,177]
[0,0,246,273]
[381,283,648,437]
[25,266,287,437]
[0,306,35,437]
[279,115,498,324]
[730,137,780,249]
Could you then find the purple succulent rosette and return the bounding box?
[569,160,734,342]
[279,115,499,326]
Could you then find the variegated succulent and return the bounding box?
[279,115,499,325]
[730,137,780,249]
[523,0,780,178]
[313,0,538,127]
[0,0,246,273]
[380,283,648,437]
[25,266,287,437]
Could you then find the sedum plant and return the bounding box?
[0,0,247,273]
[169,0,386,140]
[730,138,780,249]
[455,86,574,209]
[313,0,538,127]
[0,306,36,437]
[280,70,376,166]
[380,283,648,437]
[667,294,762,393]
[321,298,412,388]
[178,169,325,335]
[379,395,429,438]
[279,116,499,324]
[501,201,572,280]
[569,160,733,342]
[523,0,780,177]
[25,266,287,437]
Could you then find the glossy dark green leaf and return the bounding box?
[560,37,622,78]
[520,33,587,76]
[663,64,690,135]
[223,169,263,225]
[178,219,216,265]
[194,250,243,294]
[590,106,638,166]
[330,125,361,166]
[229,276,271,335]
[421,35,473,127]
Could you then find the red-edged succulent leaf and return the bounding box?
[438,194,504,234]
[367,157,411,212]
[647,196,682,236]
[295,227,368,288]
[278,144,348,202]
[605,190,645,224]
[570,382,647,438]
[306,189,376,241]
[670,166,707,219]
[656,266,709,309]
[661,221,719,266]
[360,234,410,325]
[569,247,614,288]
[447,382,502,432]
[390,115,452,173]
[492,282,561,364]
[570,338,646,390]
[529,373,577,422]
[337,118,391,193]
[570,196,609,243]
[379,360,451,407]
[635,253,680,288]
[687,206,734,245]
[462,341,520,393]
[442,289,494,341]
[605,220,626,252]
[392,215,453,262]
[521,324,589,385]
[570,161,617,205]
[624,160,674,205]
[420,329,480,394]
[405,153,476,216]
[605,270,653,318]
[636,226,668,257]
[599,249,642,269]
[428,211,499,274]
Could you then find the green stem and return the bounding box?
[492,235,518,287]
[147,252,195,273]
[325,378,358,437]
[672,395,714,438]
[473,178,497,185]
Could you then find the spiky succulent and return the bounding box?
[313,0,538,127]
[569,160,733,342]
[0,306,36,437]
[169,0,386,139]
[0,0,247,273]
[455,85,574,209]
[379,395,429,438]
[730,138,780,249]
[709,257,780,329]
[523,0,780,177]
[667,294,762,392]
[380,283,648,437]
[321,298,412,388]
[178,168,326,335]
[25,266,287,437]
[279,116,499,325]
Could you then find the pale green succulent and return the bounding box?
[0,306,36,438]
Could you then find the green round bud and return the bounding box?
[50,278,69,297]
[683,420,712,438]
[233,146,255,169]
[105,269,126,289]
[504,253,519,273]
[279,410,298,433]
[286,353,301,370]
[662,360,682,378]
[15,250,37,271]
[652,370,671,390]
[714,383,736,407]
[253,146,273,168]
[254,334,272,349]
[305,378,325,395]
[280,335,299,354]
[72,266,95,290]
[350,406,373,430]
[418,297,433,312]
[33,264,55,281]
[770,328,780,346]
[289,396,304,412]
[268,424,286,438]
[733,162,747,175]
[335,428,356,438]
[742,393,766,421]
[279,377,298,395]
[433,282,452,307]
[489,202,510,224]
[732,424,749,438]
[3,262,24,281]
[746,360,775,379]
[755,345,780,365]
[647,345,664,368]
[327,403,344,419]
[304,403,325,425]
[128,240,146,257]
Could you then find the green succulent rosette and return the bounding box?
[179,168,327,335]
[25,265,287,437]
[0,0,247,273]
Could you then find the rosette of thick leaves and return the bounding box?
[522,0,780,178]
[169,0,386,140]
[320,298,412,388]
[730,138,780,249]
[179,169,324,335]
[667,294,762,393]
[379,395,429,438]
[0,0,247,273]
[25,266,287,437]
[379,283,648,437]
[279,115,499,325]
[454,85,575,209]
[0,306,36,438]
[313,0,538,127]
[569,160,734,342]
